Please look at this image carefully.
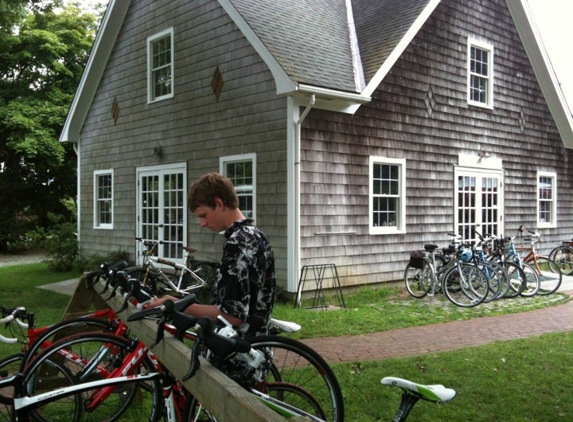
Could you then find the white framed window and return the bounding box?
[467,38,494,108]
[537,171,557,228]
[220,154,256,220]
[369,157,406,234]
[93,169,113,229]
[147,28,174,103]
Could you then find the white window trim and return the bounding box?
[147,27,174,103]
[537,171,557,228]
[93,169,114,230]
[467,37,494,109]
[369,156,406,235]
[220,153,257,221]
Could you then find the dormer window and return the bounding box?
[147,28,174,103]
[467,38,494,108]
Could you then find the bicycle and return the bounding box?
[484,234,540,297]
[548,238,573,276]
[0,356,169,422]
[515,226,562,295]
[128,239,216,302]
[128,292,344,421]
[404,239,490,307]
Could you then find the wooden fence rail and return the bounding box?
[63,277,310,422]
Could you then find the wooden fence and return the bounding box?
[63,277,311,422]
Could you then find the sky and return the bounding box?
[525,0,573,112]
[75,0,571,110]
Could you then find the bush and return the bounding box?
[77,250,131,273]
[42,220,78,272]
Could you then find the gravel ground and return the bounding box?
[0,252,47,267]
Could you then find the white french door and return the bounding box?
[454,168,503,243]
[136,163,187,263]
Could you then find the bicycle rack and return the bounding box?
[295,264,346,310]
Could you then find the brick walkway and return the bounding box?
[301,289,573,363]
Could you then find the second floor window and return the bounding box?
[468,38,494,108]
[538,171,557,227]
[148,28,174,103]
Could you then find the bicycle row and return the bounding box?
[404,226,564,307]
[0,260,456,422]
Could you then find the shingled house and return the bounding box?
[60,0,573,294]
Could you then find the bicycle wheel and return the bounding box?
[22,333,163,422]
[530,256,562,295]
[249,335,344,422]
[549,246,573,276]
[443,264,489,307]
[404,263,431,298]
[183,335,344,422]
[518,262,540,297]
[190,262,218,304]
[0,353,25,422]
[20,355,82,422]
[502,261,527,298]
[21,317,118,371]
[477,261,507,302]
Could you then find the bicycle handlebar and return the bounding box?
[128,298,250,381]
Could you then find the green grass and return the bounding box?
[273,285,570,340]
[1,263,571,421]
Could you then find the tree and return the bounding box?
[0,1,99,252]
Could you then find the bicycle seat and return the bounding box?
[381,376,456,403]
[269,318,301,333]
[424,244,439,252]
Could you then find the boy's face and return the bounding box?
[193,198,226,232]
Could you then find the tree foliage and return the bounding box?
[0,1,99,251]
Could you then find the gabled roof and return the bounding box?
[60,0,573,148]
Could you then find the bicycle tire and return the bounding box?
[477,261,507,302]
[518,262,540,297]
[501,261,527,298]
[549,245,573,276]
[182,335,344,422]
[529,256,562,295]
[22,333,163,422]
[404,263,431,298]
[0,353,25,422]
[21,317,119,371]
[249,335,344,422]
[183,381,326,422]
[443,263,489,307]
[20,355,82,422]
[190,261,218,304]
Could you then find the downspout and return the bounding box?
[292,95,315,293]
[72,143,80,244]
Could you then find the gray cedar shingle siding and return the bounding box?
[78,0,289,284]
[297,0,573,286]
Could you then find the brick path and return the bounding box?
[301,289,573,363]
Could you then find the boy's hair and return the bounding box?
[188,172,239,211]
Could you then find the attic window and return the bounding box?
[467,38,494,109]
[147,28,174,103]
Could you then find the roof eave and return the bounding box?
[59,0,131,143]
